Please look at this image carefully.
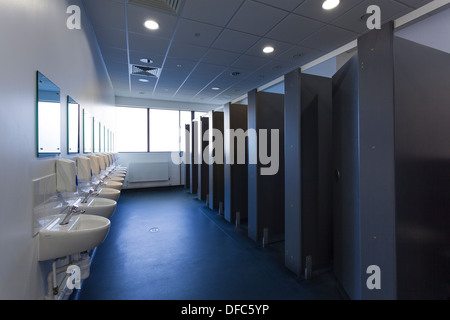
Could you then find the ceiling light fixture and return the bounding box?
[322,0,340,10]
[144,20,159,30]
[263,46,274,54]
[139,79,149,83]
[211,87,220,91]
[140,58,153,64]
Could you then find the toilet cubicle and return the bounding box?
[331,21,450,300]
[184,123,190,190]
[247,89,285,243]
[284,70,333,278]
[189,119,198,195]
[198,115,209,201]
[223,103,248,225]
[208,110,224,211]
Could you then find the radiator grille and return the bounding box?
[128,162,169,182]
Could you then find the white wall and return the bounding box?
[0,0,115,299]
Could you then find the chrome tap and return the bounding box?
[81,189,96,203]
[60,205,85,225]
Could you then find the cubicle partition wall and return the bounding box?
[247,89,285,243]
[332,21,397,300]
[331,21,450,300]
[224,103,248,224]
[208,110,224,210]
[393,36,450,300]
[190,119,198,195]
[184,124,190,189]
[284,70,333,277]
[198,115,209,201]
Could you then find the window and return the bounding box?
[116,107,148,152]
[149,109,180,152]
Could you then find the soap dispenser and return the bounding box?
[76,157,92,181]
[56,159,78,193]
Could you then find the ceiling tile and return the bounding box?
[83,0,126,30]
[181,0,244,27]
[212,29,260,54]
[173,19,223,47]
[295,0,365,23]
[201,48,241,66]
[254,0,306,11]
[168,41,209,60]
[394,0,433,8]
[300,25,358,52]
[231,54,272,71]
[128,32,171,56]
[246,37,294,59]
[93,26,127,50]
[228,0,289,36]
[126,3,179,39]
[128,51,165,68]
[275,45,324,66]
[265,13,325,44]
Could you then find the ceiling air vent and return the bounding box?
[131,65,161,78]
[129,0,182,15]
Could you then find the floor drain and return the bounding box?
[149,227,159,233]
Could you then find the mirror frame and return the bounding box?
[36,71,61,157]
[67,96,80,154]
[83,109,93,154]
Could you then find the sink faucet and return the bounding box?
[60,205,85,225]
[81,189,97,203]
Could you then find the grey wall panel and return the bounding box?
[248,89,285,242]
[208,111,224,210]
[358,22,396,300]
[332,54,361,300]
[185,124,190,189]
[301,73,333,273]
[394,36,450,300]
[198,116,209,201]
[284,69,302,275]
[190,120,198,194]
[224,103,248,223]
[284,70,333,277]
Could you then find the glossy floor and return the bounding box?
[73,187,343,300]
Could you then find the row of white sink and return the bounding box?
[38,167,127,262]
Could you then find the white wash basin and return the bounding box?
[38,214,110,261]
[96,187,120,201]
[106,176,124,183]
[78,198,117,218]
[102,180,122,190]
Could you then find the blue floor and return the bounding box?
[74,187,343,300]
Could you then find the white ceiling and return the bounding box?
[82,0,435,106]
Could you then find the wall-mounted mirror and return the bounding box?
[100,123,104,152]
[83,109,93,153]
[36,71,61,157]
[94,118,100,153]
[67,96,80,154]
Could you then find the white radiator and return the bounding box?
[128,162,169,182]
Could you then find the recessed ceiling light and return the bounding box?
[140,58,153,64]
[263,46,274,54]
[322,0,340,10]
[139,79,149,83]
[144,20,159,30]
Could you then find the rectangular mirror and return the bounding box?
[94,118,100,152]
[67,96,80,154]
[37,71,61,156]
[100,123,104,152]
[83,109,93,153]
